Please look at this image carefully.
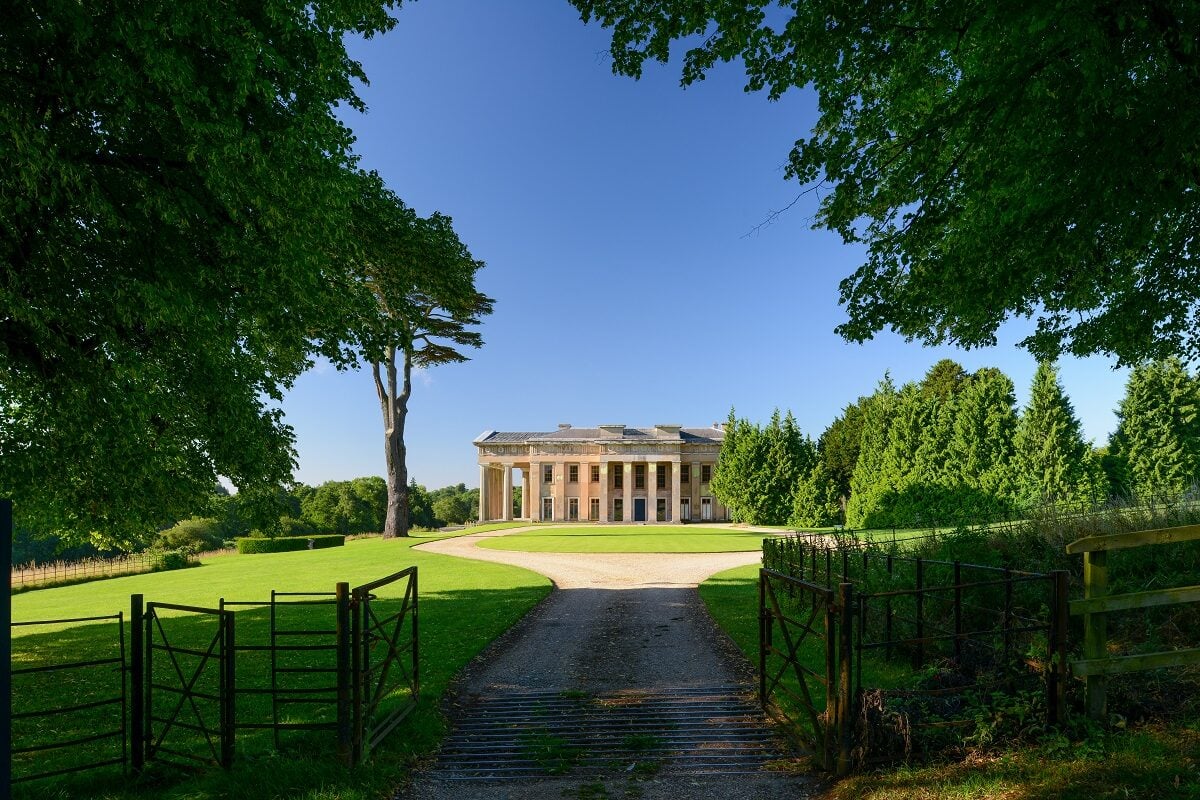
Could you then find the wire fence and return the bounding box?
[12,548,235,590]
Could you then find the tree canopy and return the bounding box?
[572,1,1200,364]
[2,1,399,546]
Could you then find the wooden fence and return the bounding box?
[1067,522,1200,720]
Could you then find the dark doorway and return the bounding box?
[633,498,647,522]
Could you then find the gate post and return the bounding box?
[221,612,235,769]
[335,582,352,764]
[351,587,364,765]
[1048,571,1069,725]
[758,571,768,708]
[130,594,144,773]
[836,583,855,777]
[1083,550,1108,721]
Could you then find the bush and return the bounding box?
[278,515,315,537]
[235,535,345,554]
[151,550,197,572]
[155,517,225,554]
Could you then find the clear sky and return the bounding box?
[280,0,1130,491]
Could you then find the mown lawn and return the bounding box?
[10,533,551,800]
[699,565,1200,800]
[476,524,770,553]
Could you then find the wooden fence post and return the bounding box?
[221,612,235,769]
[130,593,144,773]
[914,558,925,668]
[1049,571,1069,725]
[1083,550,1108,721]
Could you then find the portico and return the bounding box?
[474,424,728,524]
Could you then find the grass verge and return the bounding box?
[477,524,768,553]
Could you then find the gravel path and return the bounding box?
[402,526,816,800]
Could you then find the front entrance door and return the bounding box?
[633,498,647,522]
[680,498,691,521]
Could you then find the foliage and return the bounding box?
[573,0,1200,365]
[1,0,403,547]
[1012,362,1105,506]
[235,535,345,554]
[711,408,817,525]
[153,517,225,555]
[817,398,869,506]
[299,477,388,535]
[1108,359,1200,497]
[845,376,899,527]
[347,172,493,537]
[150,550,198,572]
[789,461,842,528]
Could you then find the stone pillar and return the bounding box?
[580,462,590,522]
[520,468,529,518]
[478,464,488,522]
[530,461,542,521]
[670,458,682,523]
[623,462,633,524]
[554,461,566,521]
[691,461,701,521]
[647,462,658,523]
[599,462,609,522]
[502,465,513,521]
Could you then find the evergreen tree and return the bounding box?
[845,375,898,527]
[947,367,1019,502]
[817,399,869,511]
[1108,359,1200,498]
[1012,362,1095,507]
[790,461,843,528]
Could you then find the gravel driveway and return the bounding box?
[402,526,816,800]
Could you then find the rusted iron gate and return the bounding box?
[758,568,854,775]
[131,596,235,771]
[1068,522,1200,720]
[761,536,1069,768]
[10,613,128,783]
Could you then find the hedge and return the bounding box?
[235,535,346,554]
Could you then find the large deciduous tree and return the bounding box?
[2,1,397,546]
[572,1,1200,364]
[350,174,493,538]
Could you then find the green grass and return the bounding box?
[11,534,551,799]
[476,524,770,553]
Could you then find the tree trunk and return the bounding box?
[374,345,412,538]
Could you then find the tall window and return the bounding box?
[656,465,666,489]
[614,468,623,489]
[590,465,600,483]
[701,464,712,483]
[589,498,600,520]
[568,464,579,483]
[634,464,645,489]
[543,464,553,483]
[681,464,690,483]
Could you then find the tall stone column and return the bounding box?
[580,462,590,522]
[647,462,658,522]
[478,464,488,522]
[623,462,633,524]
[502,465,513,521]
[530,461,542,521]
[670,458,682,523]
[553,461,566,521]
[691,460,702,521]
[599,462,609,522]
[519,468,528,518]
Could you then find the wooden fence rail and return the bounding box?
[1066,523,1200,720]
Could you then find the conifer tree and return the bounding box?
[845,375,898,527]
[947,367,1019,501]
[1012,362,1096,506]
[790,461,842,528]
[1108,359,1200,498]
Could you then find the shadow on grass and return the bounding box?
[10,583,549,800]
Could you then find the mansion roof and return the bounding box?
[475,424,725,446]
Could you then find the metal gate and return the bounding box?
[349,567,419,764]
[131,596,234,771]
[758,569,853,775]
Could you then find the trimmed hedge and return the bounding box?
[235,535,346,554]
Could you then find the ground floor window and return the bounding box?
[613,498,623,522]
[656,498,666,522]
[568,497,579,521]
[701,497,712,521]
[680,498,691,520]
[542,497,553,521]
[589,498,600,521]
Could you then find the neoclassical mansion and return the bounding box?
[475,424,730,524]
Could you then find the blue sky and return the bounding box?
[281,0,1129,490]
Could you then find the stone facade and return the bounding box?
[474,424,728,524]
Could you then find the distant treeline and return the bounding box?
[712,358,1200,529]
[12,479,484,564]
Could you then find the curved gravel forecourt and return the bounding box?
[406,525,816,800]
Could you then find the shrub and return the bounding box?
[151,550,197,572]
[278,515,315,537]
[155,517,225,554]
[235,535,345,554]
